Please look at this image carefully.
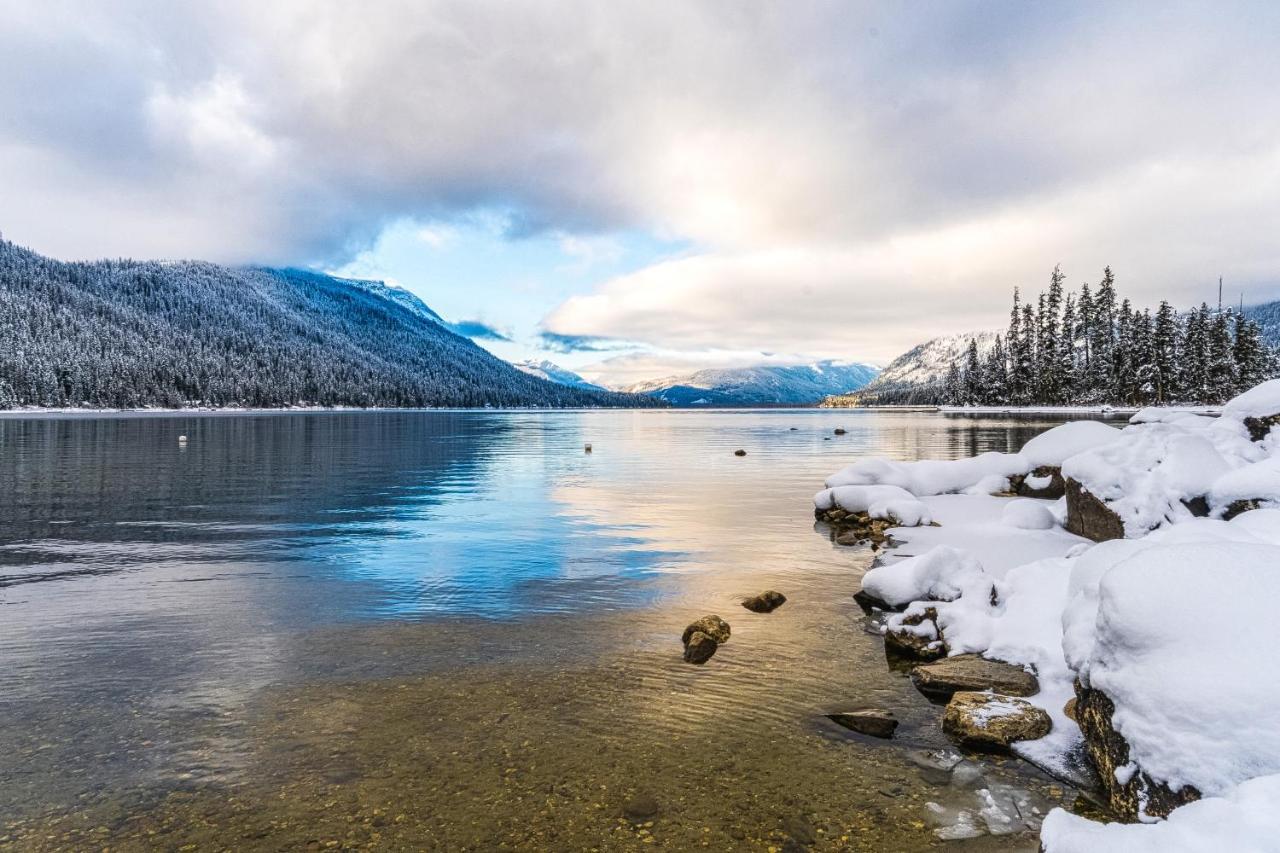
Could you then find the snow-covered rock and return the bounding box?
[819,379,1280,847]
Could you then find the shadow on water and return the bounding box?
[0,409,1116,850]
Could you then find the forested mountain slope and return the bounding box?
[0,240,654,409]
[624,361,879,406]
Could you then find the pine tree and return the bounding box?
[1112,299,1134,404]
[982,334,1008,405]
[943,359,963,405]
[1179,304,1210,403]
[1059,292,1078,403]
[1152,301,1178,403]
[1206,308,1237,403]
[1233,312,1270,393]
[1019,302,1037,403]
[1087,267,1117,401]
[1131,309,1156,405]
[1006,289,1026,404]
[961,338,984,405]
[1077,282,1094,381]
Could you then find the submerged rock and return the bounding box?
[827,709,898,739]
[1073,681,1200,820]
[682,631,718,664]
[942,692,1051,752]
[681,615,731,645]
[742,590,787,613]
[1064,477,1125,542]
[910,655,1039,700]
[622,792,660,821]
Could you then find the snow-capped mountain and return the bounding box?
[834,331,998,404]
[0,239,657,409]
[622,360,880,406]
[513,360,606,391]
[1246,300,1280,346]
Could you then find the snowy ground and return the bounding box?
[817,381,1280,850]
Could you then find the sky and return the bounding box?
[3,1,1280,388]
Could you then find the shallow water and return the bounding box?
[0,409,1112,850]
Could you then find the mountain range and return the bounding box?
[618,361,880,406]
[0,240,655,410]
[513,360,607,392]
[823,331,999,406]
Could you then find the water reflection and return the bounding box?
[0,408,1115,834]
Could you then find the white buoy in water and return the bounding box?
[178,434,188,444]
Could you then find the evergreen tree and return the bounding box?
[1180,304,1211,403]
[1131,309,1156,404]
[1152,301,1178,403]
[943,360,963,405]
[961,338,984,405]
[1019,302,1037,403]
[1059,293,1078,403]
[1233,312,1270,392]
[1077,282,1094,380]
[1207,308,1237,403]
[1087,267,1117,400]
[1112,299,1134,403]
[982,334,1008,405]
[1006,289,1026,404]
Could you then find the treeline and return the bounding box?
[941,267,1276,407]
[0,239,657,410]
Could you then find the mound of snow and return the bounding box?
[1019,421,1122,468]
[1001,499,1056,530]
[860,546,986,607]
[1041,773,1280,853]
[814,484,932,526]
[1221,378,1280,419]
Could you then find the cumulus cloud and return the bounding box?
[3,1,1280,356]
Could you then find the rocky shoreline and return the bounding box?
[813,381,1280,847]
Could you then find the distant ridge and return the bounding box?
[623,360,880,407]
[0,239,658,410]
[513,359,607,392]
[823,332,998,406]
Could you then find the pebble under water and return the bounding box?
[0,409,1119,850]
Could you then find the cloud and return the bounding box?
[536,331,629,353]
[446,320,510,342]
[4,2,1280,356]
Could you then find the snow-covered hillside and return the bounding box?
[1245,299,1280,346]
[623,360,880,406]
[513,360,606,392]
[842,331,998,404]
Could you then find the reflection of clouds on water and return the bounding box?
[0,409,1103,818]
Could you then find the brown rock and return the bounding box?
[1243,413,1280,442]
[833,427,847,435]
[1063,697,1078,722]
[1074,681,1200,820]
[681,614,730,645]
[1013,465,1066,499]
[827,709,898,739]
[884,611,945,661]
[942,692,1051,751]
[1064,477,1125,542]
[733,449,747,456]
[742,590,787,613]
[910,654,1039,700]
[682,631,718,664]
[622,792,660,821]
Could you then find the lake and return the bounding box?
[0,409,1111,851]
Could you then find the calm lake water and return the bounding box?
[0,409,1112,851]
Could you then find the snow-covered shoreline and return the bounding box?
[816,381,1280,849]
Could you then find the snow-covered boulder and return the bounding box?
[1222,377,1280,441]
[1065,540,1280,819]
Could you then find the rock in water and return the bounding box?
[742,590,787,613]
[942,692,1051,751]
[883,609,945,661]
[734,449,747,456]
[682,631,718,664]
[827,709,898,739]
[681,615,731,645]
[622,792,660,821]
[910,654,1038,700]
[833,427,846,435]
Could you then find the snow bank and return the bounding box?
[822,421,1122,500]
[1069,541,1280,798]
[822,381,1280,848]
[1041,773,1280,853]
[1221,377,1280,420]
[814,484,932,526]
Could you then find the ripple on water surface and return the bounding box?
[0,409,1115,849]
